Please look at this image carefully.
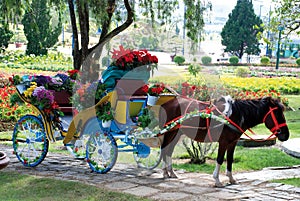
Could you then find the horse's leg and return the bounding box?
[213,142,227,187]
[226,141,238,185]
[161,130,181,178]
[161,145,170,178]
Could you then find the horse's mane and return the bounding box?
[231,97,283,129]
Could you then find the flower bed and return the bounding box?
[221,77,300,95]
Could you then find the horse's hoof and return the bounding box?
[230,180,238,185]
[169,174,178,178]
[214,182,224,188]
[163,173,169,179]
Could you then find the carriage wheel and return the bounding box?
[12,115,49,167]
[86,131,118,173]
[133,138,162,170]
[66,134,90,159]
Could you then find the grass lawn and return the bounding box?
[272,178,300,187]
[173,146,300,174]
[0,171,150,201]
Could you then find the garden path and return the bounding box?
[1,143,300,201]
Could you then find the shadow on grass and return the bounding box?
[0,171,150,201]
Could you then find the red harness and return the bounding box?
[162,98,287,142]
[224,106,287,142]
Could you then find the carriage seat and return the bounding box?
[51,91,73,114]
[111,79,147,124]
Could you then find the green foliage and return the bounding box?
[188,63,202,77]
[201,56,212,65]
[235,66,250,77]
[260,56,270,65]
[173,55,185,65]
[273,0,300,36]
[137,108,158,129]
[183,0,211,50]
[0,51,72,72]
[22,0,62,56]
[221,0,263,59]
[96,102,114,122]
[139,36,159,50]
[102,56,111,67]
[0,27,13,51]
[182,140,217,164]
[296,58,300,66]
[229,56,239,64]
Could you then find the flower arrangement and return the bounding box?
[9,71,80,116]
[96,101,114,122]
[110,45,158,71]
[142,83,165,97]
[72,80,106,111]
[22,82,61,115]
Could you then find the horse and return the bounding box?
[158,95,290,187]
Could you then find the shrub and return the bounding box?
[260,56,270,65]
[296,58,300,66]
[173,55,185,65]
[229,56,239,64]
[188,63,202,77]
[201,56,212,65]
[235,67,250,77]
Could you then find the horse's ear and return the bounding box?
[263,96,279,106]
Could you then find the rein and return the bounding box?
[215,105,286,142]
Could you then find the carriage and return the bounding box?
[11,69,173,173]
[11,47,290,186]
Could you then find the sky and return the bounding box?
[177,0,273,19]
[209,0,273,17]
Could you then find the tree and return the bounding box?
[1,0,210,81]
[0,26,13,51]
[66,0,210,82]
[221,0,263,59]
[272,0,300,35]
[0,0,25,51]
[22,0,62,56]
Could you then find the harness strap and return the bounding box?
[214,104,285,142]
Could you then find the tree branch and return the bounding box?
[89,0,134,53]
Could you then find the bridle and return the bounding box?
[262,107,287,136]
[215,105,287,142]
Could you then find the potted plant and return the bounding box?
[142,83,165,106]
[0,151,10,170]
[101,45,159,90]
[96,102,114,128]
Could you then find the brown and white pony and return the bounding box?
[158,95,290,187]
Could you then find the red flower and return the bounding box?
[141,85,149,93]
[67,69,80,79]
[206,107,212,114]
[110,45,158,70]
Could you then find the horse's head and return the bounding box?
[214,95,234,117]
[262,97,289,141]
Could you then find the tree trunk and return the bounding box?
[68,0,134,82]
[68,0,81,70]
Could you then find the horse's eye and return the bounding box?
[277,129,281,134]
